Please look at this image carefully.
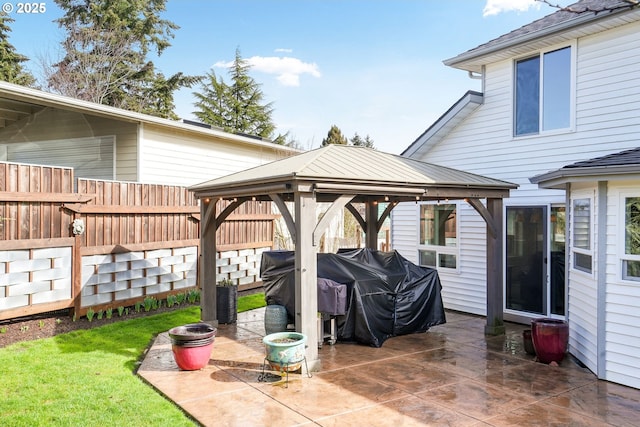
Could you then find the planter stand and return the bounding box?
[258,356,311,387]
[257,331,312,387]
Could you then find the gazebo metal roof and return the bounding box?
[190,144,516,202]
[189,145,517,372]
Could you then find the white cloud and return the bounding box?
[213,56,321,87]
[275,48,293,53]
[483,0,540,17]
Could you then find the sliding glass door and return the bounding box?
[505,205,565,318]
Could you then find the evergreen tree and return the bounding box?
[0,13,36,86]
[321,125,348,146]
[193,48,277,140]
[47,0,197,119]
[350,132,375,149]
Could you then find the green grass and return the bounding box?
[0,293,266,426]
[237,292,266,312]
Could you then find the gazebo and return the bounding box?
[189,145,517,369]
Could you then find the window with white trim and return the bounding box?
[418,203,458,270]
[571,197,592,274]
[622,195,640,281]
[514,45,572,136]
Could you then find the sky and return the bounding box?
[6,0,573,154]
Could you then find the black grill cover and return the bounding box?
[260,248,446,347]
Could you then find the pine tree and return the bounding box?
[193,48,277,140]
[321,125,348,146]
[350,132,375,149]
[0,13,36,86]
[47,0,197,119]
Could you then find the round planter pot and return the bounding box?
[531,318,568,364]
[171,341,214,370]
[263,332,306,372]
[168,323,217,370]
[264,304,289,335]
[216,286,238,324]
[522,329,536,355]
[168,323,216,342]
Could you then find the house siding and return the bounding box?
[606,182,640,389]
[566,185,599,374]
[391,203,419,264]
[139,125,290,186]
[83,116,138,181]
[0,108,139,181]
[395,19,640,318]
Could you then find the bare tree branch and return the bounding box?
[537,0,639,14]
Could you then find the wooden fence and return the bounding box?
[0,161,275,320]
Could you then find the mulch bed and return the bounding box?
[0,288,262,348]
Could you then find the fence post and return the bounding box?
[71,213,83,318]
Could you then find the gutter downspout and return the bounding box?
[467,65,486,93]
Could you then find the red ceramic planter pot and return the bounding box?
[171,341,214,370]
[531,318,569,364]
[168,323,216,370]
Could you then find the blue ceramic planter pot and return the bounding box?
[263,332,306,372]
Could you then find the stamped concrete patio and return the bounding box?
[138,308,640,426]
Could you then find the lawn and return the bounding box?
[0,293,266,426]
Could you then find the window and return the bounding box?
[0,136,115,180]
[622,196,640,281]
[571,197,592,273]
[418,203,457,269]
[515,46,572,136]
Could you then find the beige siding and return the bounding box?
[0,108,139,180]
[139,125,291,186]
[83,115,138,181]
[0,108,96,142]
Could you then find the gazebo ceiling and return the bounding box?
[189,145,517,203]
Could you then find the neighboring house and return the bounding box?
[0,81,297,320]
[0,81,297,186]
[395,0,640,389]
[531,148,640,389]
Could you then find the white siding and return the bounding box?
[439,204,487,315]
[566,185,599,374]
[139,125,292,186]
[391,202,419,264]
[605,183,640,389]
[395,19,640,317]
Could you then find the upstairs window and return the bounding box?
[515,46,572,136]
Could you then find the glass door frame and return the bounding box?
[503,203,567,324]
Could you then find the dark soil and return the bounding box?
[0,288,261,348]
[0,304,198,349]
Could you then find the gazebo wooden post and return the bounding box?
[365,199,379,250]
[200,198,218,326]
[294,189,319,370]
[485,197,505,335]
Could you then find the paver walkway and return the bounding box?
[138,308,640,426]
